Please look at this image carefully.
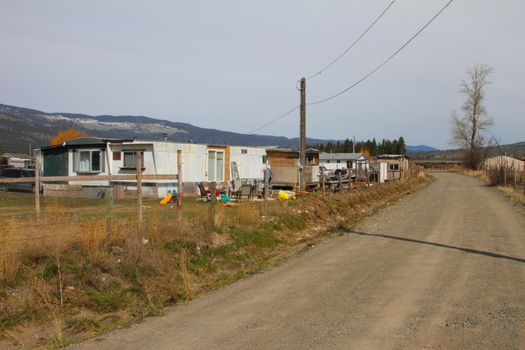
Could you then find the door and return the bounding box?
[208,150,225,182]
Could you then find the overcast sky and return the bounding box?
[1,0,524,149]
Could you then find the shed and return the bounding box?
[374,154,410,181]
[266,148,320,189]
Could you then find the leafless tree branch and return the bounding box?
[450,65,494,169]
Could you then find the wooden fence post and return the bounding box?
[504,164,507,187]
[264,168,269,201]
[136,152,143,226]
[106,186,113,236]
[320,167,325,197]
[34,157,41,219]
[177,150,183,208]
[514,167,517,190]
[365,162,370,189]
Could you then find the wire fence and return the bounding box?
[484,162,525,190]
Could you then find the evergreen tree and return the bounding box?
[397,136,406,155]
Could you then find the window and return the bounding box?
[347,161,353,168]
[208,150,224,182]
[123,150,144,169]
[262,155,267,164]
[77,150,102,173]
[241,149,248,154]
[306,154,316,165]
[389,163,399,171]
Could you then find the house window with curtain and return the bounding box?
[122,150,144,169]
[77,150,102,173]
[208,150,224,182]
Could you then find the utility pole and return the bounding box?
[299,77,306,191]
[34,157,40,219]
[177,149,183,208]
[136,152,143,226]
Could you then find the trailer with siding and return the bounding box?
[39,137,268,198]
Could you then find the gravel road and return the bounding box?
[75,172,525,349]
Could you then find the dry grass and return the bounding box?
[0,174,432,347]
[0,235,23,285]
[32,276,65,347]
[457,166,525,205]
[177,249,193,299]
[497,185,525,205]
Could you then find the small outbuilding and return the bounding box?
[374,154,410,181]
[266,148,320,190]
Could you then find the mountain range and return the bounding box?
[0,103,438,154]
[406,145,438,152]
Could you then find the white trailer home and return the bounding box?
[319,153,368,171]
[1,153,32,169]
[40,137,267,198]
[109,140,208,197]
[319,152,369,171]
[229,146,267,180]
[110,142,267,197]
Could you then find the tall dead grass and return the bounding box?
[177,249,193,298]
[0,225,23,285]
[32,276,64,346]
[0,175,432,345]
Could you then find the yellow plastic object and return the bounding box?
[160,192,173,205]
[278,190,289,200]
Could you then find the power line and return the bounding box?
[309,0,454,106]
[306,0,398,80]
[247,0,454,134]
[248,2,397,135]
[247,105,299,134]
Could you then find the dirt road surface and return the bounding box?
[75,173,525,349]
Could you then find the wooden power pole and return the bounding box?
[136,152,143,225]
[177,149,183,208]
[299,77,306,191]
[34,157,41,219]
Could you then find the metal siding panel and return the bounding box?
[43,149,68,176]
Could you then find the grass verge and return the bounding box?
[0,174,432,348]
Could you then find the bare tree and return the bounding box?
[450,65,494,169]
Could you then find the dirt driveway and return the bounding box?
[74,172,525,349]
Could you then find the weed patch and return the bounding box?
[86,288,130,313]
[0,174,432,347]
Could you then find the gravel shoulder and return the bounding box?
[74,173,525,350]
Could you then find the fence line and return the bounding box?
[0,153,184,228]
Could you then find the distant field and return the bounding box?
[408,141,525,161]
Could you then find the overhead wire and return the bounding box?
[308,0,454,106]
[248,1,398,135]
[305,0,397,80]
[247,105,299,134]
[247,0,454,134]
